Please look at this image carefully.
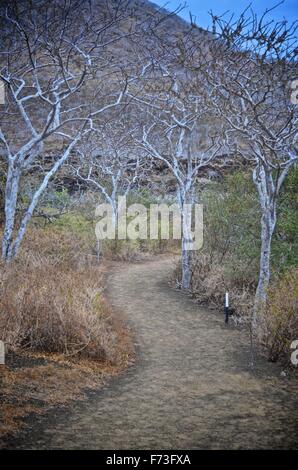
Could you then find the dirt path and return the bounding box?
[5,258,298,449]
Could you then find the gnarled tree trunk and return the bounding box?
[252,164,277,329]
[2,163,20,261]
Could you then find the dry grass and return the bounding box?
[0,354,119,441]
[175,254,298,366]
[258,268,298,363]
[101,238,179,262]
[174,253,254,325]
[0,263,119,361]
[0,226,134,441]
[0,229,120,362]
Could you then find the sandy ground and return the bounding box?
[3,257,298,449]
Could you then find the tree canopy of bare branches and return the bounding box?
[207,6,298,325]
[0,0,148,260]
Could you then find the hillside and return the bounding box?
[0,0,297,451]
[0,0,222,197]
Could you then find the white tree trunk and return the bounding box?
[253,207,276,328]
[181,236,191,289]
[178,184,193,290]
[2,139,81,261]
[2,163,21,261]
[252,163,279,329]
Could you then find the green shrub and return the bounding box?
[272,167,298,271]
[196,171,260,288]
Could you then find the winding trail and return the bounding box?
[8,258,298,449]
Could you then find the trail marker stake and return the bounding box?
[224,292,234,323]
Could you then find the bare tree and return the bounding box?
[207,7,298,324]
[133,62,221,288]
[72,122,146,227]
[0,0,136,261]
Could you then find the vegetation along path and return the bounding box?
[8,258,298,449]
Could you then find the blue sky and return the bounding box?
[152,0,297,30]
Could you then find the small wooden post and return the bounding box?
[224,292,229,324]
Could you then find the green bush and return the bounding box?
[272,167,298,271]
[200,171,260,286]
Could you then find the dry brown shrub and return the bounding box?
[0,228,130,364]
[258,268,298,363]
[173,253,254,324]
[177,253,298,364]
[0,225,135,441]
[19,226,92,268]
[101,237,179,262]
